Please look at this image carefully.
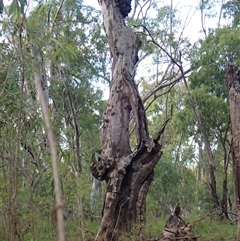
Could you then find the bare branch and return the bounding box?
[144,84,175,112]
[134,24,191,107]
[136,0,153,21]
[200,0,207,38]
[143,68,191,104]
[31,164,49,192]
[51,0,65,35]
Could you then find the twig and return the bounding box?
[134,24,191,104]
[51,0,65,35]
[191,210,215,226]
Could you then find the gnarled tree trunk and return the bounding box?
[90,1,167,240]
[225,62,240,241]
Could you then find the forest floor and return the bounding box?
[146,214,237,241]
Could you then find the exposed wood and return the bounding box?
[91,0,169,240]
[149,204,198,241]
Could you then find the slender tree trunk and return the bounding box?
[90,1,168,240]
[225,62,240,240]
[221,140,231,219]
[90,178,102,214]
[34,48,65,241]
[183,79,219,208]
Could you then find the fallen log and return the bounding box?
[149,204,198,241]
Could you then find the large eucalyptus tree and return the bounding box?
[225,63,240,241]
[90,1,168,240]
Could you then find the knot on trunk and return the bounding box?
[90,151,115,181]
[225,62,240,91]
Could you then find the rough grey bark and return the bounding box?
[225,62,240,241]
[90,0,168,240]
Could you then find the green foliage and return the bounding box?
[193,216,237,240]
[0,0,239,240]
[191,27,240,91]
[222,0,240,27]
[0,0,107,239]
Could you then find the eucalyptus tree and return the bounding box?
[225,63,240,241]
[144,84,197,217]
[185,24,240,214]
[90,1,166,240]
[222,0,240,27]
[89,0,196,240]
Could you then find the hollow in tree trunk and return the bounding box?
[90,1,168,240]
